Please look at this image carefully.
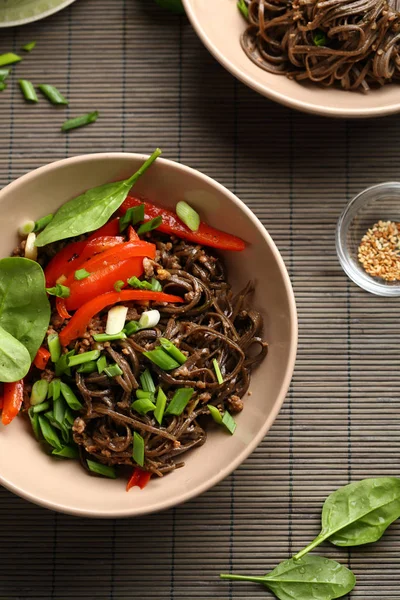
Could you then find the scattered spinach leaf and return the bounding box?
[35,148,162,247]
[0,324,31,382]
[221,555,356,600]
[295,477,400,559]
[0,258,50,361]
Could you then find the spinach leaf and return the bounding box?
[0,258,50,361]
[295,477,400,559]
[221,555,356,600]
[35,148,161,247]
[0,325,31,382]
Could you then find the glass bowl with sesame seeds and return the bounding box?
[336,182,400,297]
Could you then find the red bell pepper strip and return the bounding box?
[87,218,120,240]
[65,258,143,311]
[126,467,151,491]
[120,195,246,252]
[68,240,155,276]
[59,290,183,347]
[56,297,72,320]
[70,236,125,271]
[33,347,51,370]
[0,397,3,410]
[2,380,24,425]
[45,239,87,287]
[128,225,139,241]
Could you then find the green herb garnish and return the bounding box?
[140,369,156,393]
[127,276,153,290]
[119,204,145,232]
[38,84,68,105]
[18,79,38,103]
[313,30,327,46]
[68,349,101,367]
[61,110,99,132]
[124,321,140,336]
[143,348,180,371]
[46,283,70,298]
[0,53,22,67]
[22,41,36,52]
[34,214,53,232]
[38,416,63,450]
[93,332,127,342]
[137,216,163,235]
[237,0,249,19]
[87,459,117,479]
[154,387,167,424]
[77,360,97,374]
[159,338,187,365]
[133,431,145,467]
[52,446,79,459]
[30,379,49,406]
[212,359,224,384]
[60,382,83,410]
[165,388,194,416]
[113,280,124,292]
[97,355,108,374]
[103,363,123,378]
[131,398,156,415]
[176,201,200,232]
[74,268,90,280]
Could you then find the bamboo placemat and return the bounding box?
[1,1,400,598]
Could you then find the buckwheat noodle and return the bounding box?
[241,0,400,92]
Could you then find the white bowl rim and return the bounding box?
[0,0,77,28]
[0,152,298,517]
[182,0,400,119]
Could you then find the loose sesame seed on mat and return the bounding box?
[358,220,400,281]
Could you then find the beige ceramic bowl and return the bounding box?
[0,153,297,517]
[183,0,400,119]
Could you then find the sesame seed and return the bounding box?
[358,220,400,281]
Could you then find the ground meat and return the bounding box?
[72,417,86,434]
[143,257,155,278]
[226,395,244,413]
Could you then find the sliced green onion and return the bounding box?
[159,338,187,365]
[53,396,66,426]
[127,276,153,290]
[22,41,36,52]
[24,232,37,261]
[18,220,35,236]
[119,204,145,232]
[124,321,140,336]
[207,404,223,425]
[77,360,97,374]
[60,382,83,410]
[28,408,41,439]
[34,213,53,232]
[55,350,75,377]
[52,446,79,459]
[64,408,75,427]
[140,369,156,393]
[165,388,194,416]
[176,201,200,232]
[114,280,124,292]
[38,415,63,450]
[0,53,22,67]
[60,424,71,444]
[93,332,127,342]
[48,378,61,400]
[0,82,7,92]
[154,387,167,425]
[46,283,70,298]
[137,216,162,235]
[139,309,160,329]
[48,332,61,363]
[103,363,123,378]
[213,358,224,384]
[0,68,10,82]
[61,110,99,132]
[38,84,68,105]
[133,431,145,467]
[30,379,49,406]
[97,355,108,374]
[87,459,117,479]
[222,410,237,435]
[143,348,180,371]
[136,389,154,399]
[74,268,90,280]
[18,79,38,103]
[68,349,100,367]
[31,401,50,414]
[151,277,162,292]
[44,411,61,430]
[106,305,128,335]
[131,398,156,415]
[313,30,327,47]
[237,0,249,19]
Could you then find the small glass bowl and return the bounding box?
[336,182,400,297]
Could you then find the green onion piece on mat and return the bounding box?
[237,0,249,19]
[137,216,162,235]
[77,360,97,374]
[30,379,49,406]
[143,348,180,371]
[213,358,224,384]
[22,41,36,52]
[61,110,99,132]
[38,84,68,105]
[74,268,90,280]
[97,355,108,374]
[151,277,162,291]
[113,280,124,292]
[124,321,140,336]
[46,284,70,298]
[18,79,38,103]
[68,350,100,367]
[131,398,156,415]
[176,201,200,232]
[165,388,194,416]
[60,382,83,410]
[0,82,7,92]
[133,431,145,467]
[87,459,117,478]
[154,387,167,425]
[208,404,223,425]
[140,369,156,393]
[55,350,75,377]
[0,53,21,67]
[104,363,123,378]
[52,446,79,459]
[127,275,153,290]
[0,68,10,81]
[38,415,63,450]
[48,333,61,363]
[31,401,50,414]
[119,204,145,232]
[159,338,187,365]
[34,214,53,232]
[222,411,237,435]
[28,408,41,439]
[93,332,127,342]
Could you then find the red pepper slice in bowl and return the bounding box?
[126,467,151,491]
[2,380,24,425]
[120,195,246,251]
